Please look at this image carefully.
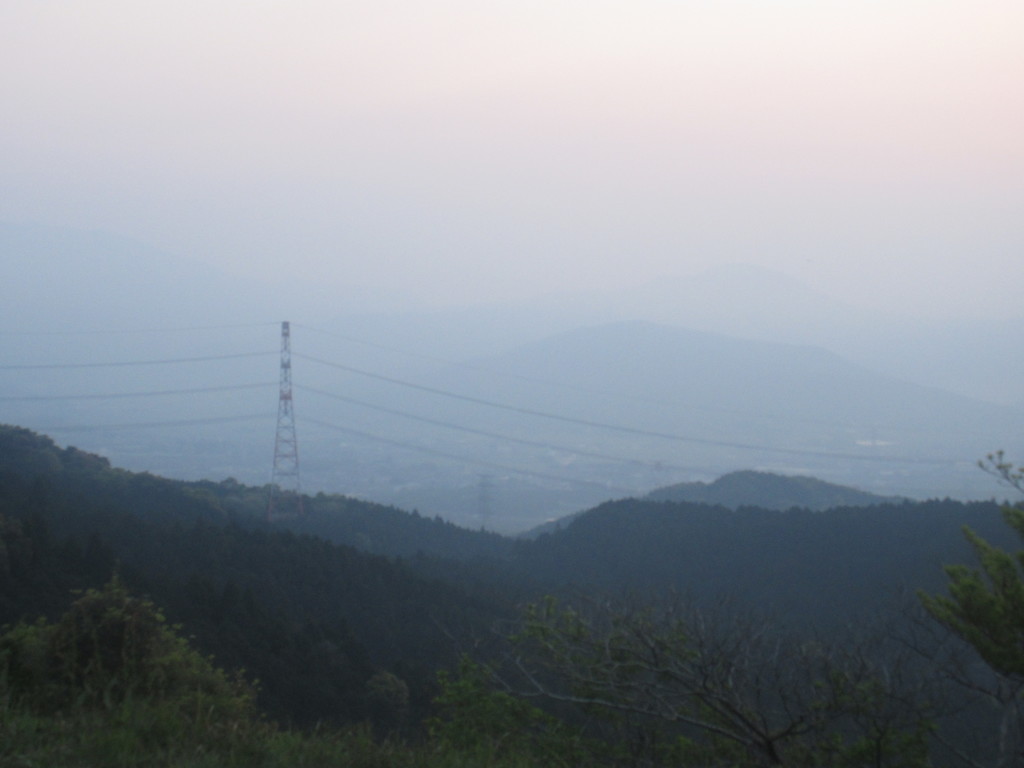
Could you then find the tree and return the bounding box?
[429,655,591,766]
[0,576,255,720]
[918,453,1024,768]
[498,595,933,767]
[366,670,410,732]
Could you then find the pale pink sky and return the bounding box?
[2,0,1022,317]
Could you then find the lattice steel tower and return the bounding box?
[268,321,304,519]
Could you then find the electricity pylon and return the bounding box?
[267,321,304,520]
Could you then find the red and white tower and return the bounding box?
[267,321,304,519]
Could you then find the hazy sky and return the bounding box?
[3,1,1022,318]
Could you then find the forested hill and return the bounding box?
[644,469,901,510]
[0,423,516,562]
[522,469,900,537]
[0,425,514,725]
[1,424,1016,732]
[516,496,1012,627]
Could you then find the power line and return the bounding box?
[0,351,276,370]
[293,322,865,431]
[294,353,955,466]
[37,414,273,432]
[297,383,692,473]
[303,416,636,494]
[0,382,277,401]
[0,322,281,336]
[296,322,678,411]
[0,327,968,473]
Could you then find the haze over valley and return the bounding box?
[3,222,1022,532]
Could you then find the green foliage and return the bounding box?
[919,509,1024,680]
[507,596,934,767]
[366,670,410,731]
[914,453,1024,767]
[0,425,510,728]
[0,576,256,721]
[920,454,1024,681]
[0,579,265,767]
[0,581,529,768]
[0,424,1009,762]
[429,656,588,766]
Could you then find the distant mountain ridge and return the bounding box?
[520,469,901,537]
[443,320,1023,511]
[645,470,902,511]
[3,221,1022,526]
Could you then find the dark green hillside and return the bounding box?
[645,469,900,510]
[173,470,533,602]
[163,473,518,564]
[0,425,512,726]
[279,492,516,560]
[517,497,1014,627]
[5,421,1023,757]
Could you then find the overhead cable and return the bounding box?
[0,322,281,336]
[294,353,954,466]
[293,322,864,430]
[298,383,693,473]
[303,416,636,494]
[38,414,273,432]
[0,351,276,370]
[0,383,277,401]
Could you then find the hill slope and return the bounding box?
[645,469,901,510]
[3,424,1019,727]
[516,496,1013,628]
[0,424,511,725]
